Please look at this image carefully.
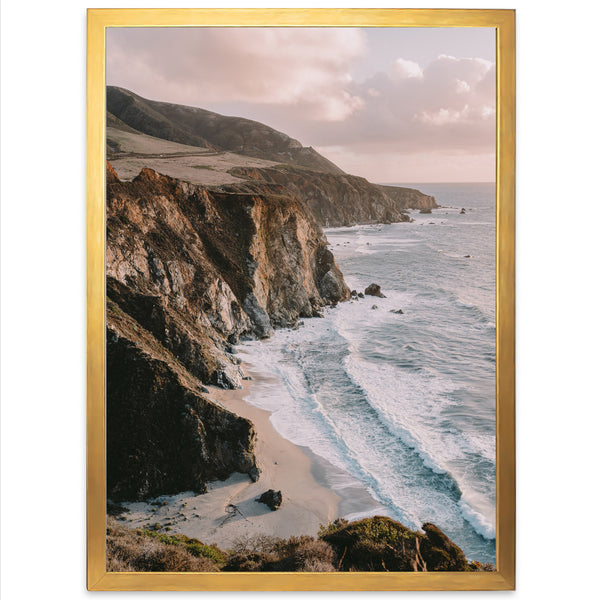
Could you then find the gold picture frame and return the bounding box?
[87,8,515,591]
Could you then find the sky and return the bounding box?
[106,27,496,183]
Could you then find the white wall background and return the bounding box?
[2,1,599,597]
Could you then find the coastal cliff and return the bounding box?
[106,303,258,501]
[106,162,349,500]
[106,87,438,228]
[226,165,413,227]
[102,82,487,571]
[376,184,439,211]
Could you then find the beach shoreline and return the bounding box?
[118,370,343,549]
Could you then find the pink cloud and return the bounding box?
[106,28,496,181]
[107,27,367,122]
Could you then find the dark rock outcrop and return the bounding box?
[107,307,257,501]
[106,163,349,500]
[256,489,283,511]
[365,283,386,298]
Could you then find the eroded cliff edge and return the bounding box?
[376,184,439,211]
[227,165,421,227]
[106,162,349,500]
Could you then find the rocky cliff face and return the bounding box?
[226,165,413,227]
[376,184,438,211]
[106,162,349,500]
[106,303,258,501]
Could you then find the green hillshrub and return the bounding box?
[224,535,335,572]
[141,529,227,564]
[320,516,469,572]
[318,518,349,537]
[106,518,219,572]
[185,542,227,564]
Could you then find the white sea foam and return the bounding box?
[459,498,496,540]
[341,354,457,475]
[239,336,354,475]
[241,330,455,531]
[344,506,395,522]
[241,308,495,539]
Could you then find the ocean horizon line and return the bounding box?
[377,181,496,186]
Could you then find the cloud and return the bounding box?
[277,52,496,156]
[455,79,471,94]
[106,28,496,180]
[392,58,423,80]
[107,27,367,122]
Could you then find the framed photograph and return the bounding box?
[87,8,515,591]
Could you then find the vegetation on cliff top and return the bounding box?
[107,516,494,573]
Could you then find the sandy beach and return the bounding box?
[119,371,341,550]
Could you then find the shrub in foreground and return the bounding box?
[106,518,220,572]
[319,516,470,572]
[107,515,492,573]
[224,535,335,572]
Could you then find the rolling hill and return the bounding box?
[107,86,343,174]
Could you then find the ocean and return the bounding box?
[238,182,496,564]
